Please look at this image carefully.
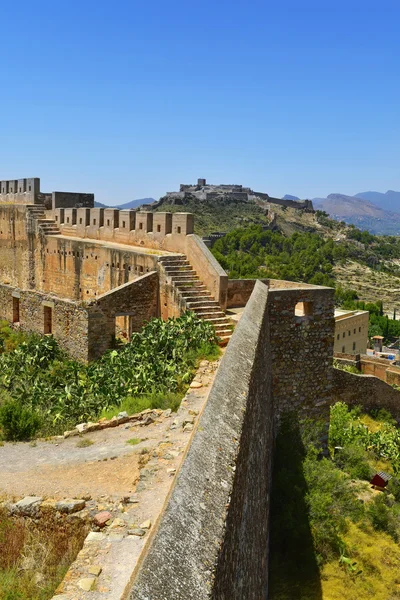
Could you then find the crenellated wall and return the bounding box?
[0,178,40,205]
[51,208,194,248]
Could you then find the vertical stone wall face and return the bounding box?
[0,178,40,204]
[0,274,159,362]
[88,272,159,360]
[332,368,400,419]
[268,286,335,417]
[0,284,90,361]
[129,281,273,600]
[128,280,337,599]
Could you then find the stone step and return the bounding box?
[192,307,225,315]
[185,295,214,304]
[159,256,186,265]
[187,300,220,309]
[176,282,206,290]
[168,269,197,277]
[165,267,193,275]
[202,317,231,325]
[163,262,191,269]
[195,311,226,319]
[180,290,212,298]
[218,336,232,346]
[172,277,200,285]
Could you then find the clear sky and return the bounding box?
[1,0,399,205]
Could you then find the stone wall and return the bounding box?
[0,178,40,204]
[0,283,90,362]
[128,279,336,598]
[267,284,335,417]
[88,272,159,360]
[184,235,228,310]
[332,368,400,419]
[0,273,159,362]
[334,353,400,388]
[52,191,94,209]
[227,279,269,308]
[129,280,274,600]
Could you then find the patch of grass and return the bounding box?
[100,391,182,421]
[126,438,142,445]
[76,438,94,448]
[319,521,400,600]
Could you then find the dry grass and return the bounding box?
[0,508,88,599]
[320,521,400,599]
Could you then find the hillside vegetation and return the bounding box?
[209,205,400,316]
[269,405,400,600]
[152,196,271,235]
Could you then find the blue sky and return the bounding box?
[1,0,400,204]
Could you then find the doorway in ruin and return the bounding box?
[12,297,20,323]
[43,306,53,334]
[115,312,135,343]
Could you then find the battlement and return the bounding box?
[0,177,94,209]
[0,178,41,204]
[52,208,194,245]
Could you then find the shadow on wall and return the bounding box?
[268,416,323,600]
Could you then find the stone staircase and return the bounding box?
[159,256,233,345]
[26,204,61,235]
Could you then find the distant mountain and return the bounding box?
[313,193,400,235]
[355,190,400,212]
[94,198,156,209]
[117,198,155,210]
[282,194,300,201]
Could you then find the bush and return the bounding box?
[0,401,41,441]
[334,444,372,481]
[367,494,399,541]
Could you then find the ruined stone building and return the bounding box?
[0,177,234,360]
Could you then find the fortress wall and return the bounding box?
[227,277,328,309]
[0,283,90,362]
[0,178,40,204]
[128,280,273,600]
[52,209,193,250]
[332,368,400,419]
[227,278,269,308]
[41,237,160,301]
[51,209,228,309]
[88,272,159,360]
[129,280,335,598]
[268,285,335,416]
[51,191,94,209]
[0,205,31,288]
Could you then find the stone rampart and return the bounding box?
[227,278,269,308]
[129,280,273,599]
[0,178,40,204]
[332,368,400,419]
[128,279,335,598]
[52,209,194,248]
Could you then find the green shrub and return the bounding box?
[0,401,41,441]
[333,444,372,481]
[387,477,400,502]
[367,494,399,541]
